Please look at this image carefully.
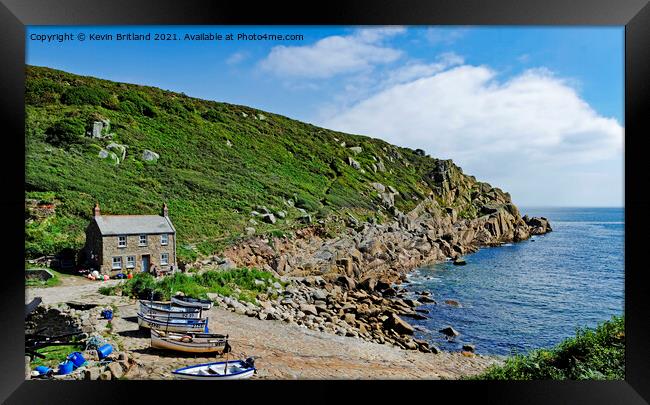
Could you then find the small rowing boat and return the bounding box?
[151,329,230,354]
[139,300,204,319]
[171,295,213,310]
[172,358,256,380]
[137,312,208,333]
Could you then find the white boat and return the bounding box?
[139,300,204,319]
[171,295,213,310]
[137,312,208,333]
[172,358,256,380]
[151,329,230,354]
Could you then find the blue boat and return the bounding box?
[172,358,256,380]
[139,300,204,319]
[137,312,208,333]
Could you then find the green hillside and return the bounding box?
[25,65,508,263]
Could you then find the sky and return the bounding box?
[26,26,624,207]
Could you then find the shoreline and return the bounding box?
[176,197,552,354]
[25,283,502,379]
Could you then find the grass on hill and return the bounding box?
[99,268,282,304]
[472,316,625,380]
[25,65,503,264]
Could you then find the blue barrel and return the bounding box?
[58,360,74,375]
[97,343,113,359]
[35,365,52,376]
[67,352,86,368]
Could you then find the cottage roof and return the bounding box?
[94,215,176,236]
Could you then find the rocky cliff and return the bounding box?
[197,191,552,353]
[25,65,551,266]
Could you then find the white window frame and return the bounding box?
[112,256,122,269]
[117,235,127,248]
[139,234,148,246]
[126,256,136,269]
[161,253,169,266]
[161,233,168,246]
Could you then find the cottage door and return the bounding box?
[141,255,150,273]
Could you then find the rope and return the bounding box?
[85,335,108,351]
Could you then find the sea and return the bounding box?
[404,207,625,356]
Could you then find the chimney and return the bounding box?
[93,203,100,217]
[162,202,169,217]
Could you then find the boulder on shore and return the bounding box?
[444,299,461,307]
[462,344,476,353]
[384,313,415,335]
[439,326,460,337]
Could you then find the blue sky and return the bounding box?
[26,26,624,207]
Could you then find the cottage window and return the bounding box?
[118,235,127,248]
[161,253,169,266]
[139,234,147,246]
[161,233,169,246]
[112,256,122,269]
[126,256,136,268]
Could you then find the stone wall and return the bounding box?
[25,306,82,337]
[100,233,176,275]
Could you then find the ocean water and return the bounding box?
[404,207,624,356]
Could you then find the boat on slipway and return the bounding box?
[171,295,213,310]
[139,300,204,319]
[150,329,230,354]
[172,358,256,380]
[137,312,208,333]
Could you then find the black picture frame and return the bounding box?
[1,0,648,403]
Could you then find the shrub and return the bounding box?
[295,196,321,212]
[473,316,625,380]
[25,78,63,105]
[118,91,156,117]
[315,206,331,219]
[60,85,110,106]
[44,118,86,148]
[161,98,186,115]
[102,268,279,302]
[201,109,226,123]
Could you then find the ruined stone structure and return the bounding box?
[84,203,177,276]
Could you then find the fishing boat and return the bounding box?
[150,329,230,354]
[137,312,208,333]
[171,295,213,310]
[172,358,256,380]
[139,300,204,319]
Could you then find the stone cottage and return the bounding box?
[84,202,177,276]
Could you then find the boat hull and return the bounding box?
[139,301,203,319]
[138,313,207,333]
[150,330,228,354]
[172,360,255,380]
[173,369,255,380]
[171,296,213,310]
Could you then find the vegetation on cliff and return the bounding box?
[25,65,515,263]
[473,316,625,380]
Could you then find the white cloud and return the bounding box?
[321,65,624,206]
[424,27,468,45]
[226,51,248,65]
[259,27,405,79]
[384,52,464,85]
[353,26,406,43]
